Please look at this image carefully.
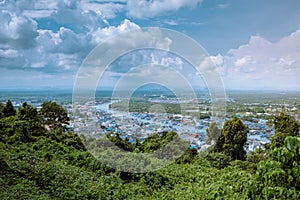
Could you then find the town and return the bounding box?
[1,90,299,154]
[68,91,300,154]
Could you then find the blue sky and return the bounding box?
[0,0,300,90]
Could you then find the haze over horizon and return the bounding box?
[0,0,300,91]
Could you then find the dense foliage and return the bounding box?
[213,116,249,160]
[40,101,70,130]
[206,122,221,144]
[0,101,299,199]
[268,112,300,149]
[247,136,300,199]
[3,100,16,117]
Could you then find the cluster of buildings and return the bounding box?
[244,119,273,153]
[1,91,299,154]
[70,101,212,148]
[69,100,278,153]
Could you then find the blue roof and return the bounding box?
[129,139,136,143]
[120,135,127,139]
[189,144,198,149]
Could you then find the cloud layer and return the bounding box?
[0,0,299,90]
[0,0,142,74]
[0,0,202,73]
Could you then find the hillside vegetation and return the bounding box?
[0,101,299,199]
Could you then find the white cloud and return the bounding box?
[150,53,184,70]
[80,1,124,19]
[0,10,38,49]
[23,0,57,18]
[0,0,203,75]
[32,19,140,72]
[15,0,203,21]
[0,49,18,58]
[217,29,300,90]
[198,56,215,72]
[0,0,141,73]
[0,0,204,89]
[37,27,92,55]
[126,0,203,19]
[92,19,140,44]
[234,55,254,67]
[0,0,299,91]
[210,54,224,67]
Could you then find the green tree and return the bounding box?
[106,133,134,152]
[273,112,299,135]
[0,116,34,143]
[0,101,46,143]
[268,112,300,149]
[205,152,231,169]
[176,148,198,164]
[18,103,40,121]
[0,102,4,119]
[4,100,16,117]
[246,147,266,164]
[247,136,300,199]
[40,101,69,130]
[213,116,249,161]
[206,122,221,145]
[17,103,45,137]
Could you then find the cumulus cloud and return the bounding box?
[126,0,203,19]
[0,0,142,74]
[1,0,299,91]
[0,10,38,49]
[234,55,253,67]
[216,29,300,89]
[0,0,204,77]
[37,27,92,55]
[210,54,224,67]
[80,1,125,19]
[0,49,18,58]
[92,19,140,44]
[51,0,110,32]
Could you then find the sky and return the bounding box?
[0,0,300,91]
